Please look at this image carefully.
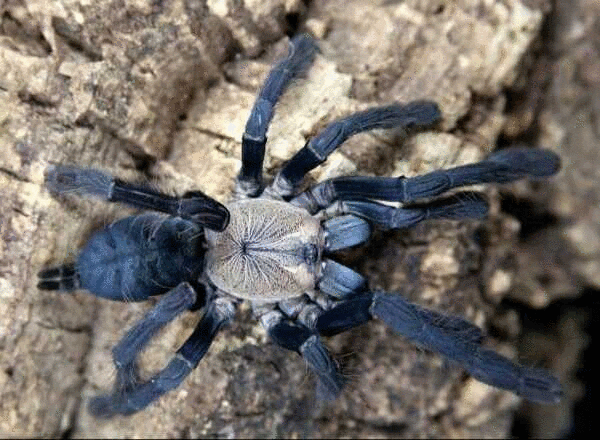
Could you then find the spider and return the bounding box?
[38,34,562,417]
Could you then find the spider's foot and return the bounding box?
[516,367,563,404]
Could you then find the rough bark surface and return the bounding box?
[0,0,591,437]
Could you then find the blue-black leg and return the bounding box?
[236,34,318,197]
[89,288,234,417]
[271,101,441,197]
[45,164,229,231]
[315,293,375,337]
[292,148,561,213]
[37,264,80,291]
[323,192,488,230]
[264,314,345,399]
[315,292,562,404]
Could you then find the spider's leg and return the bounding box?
[45,165,229,231]
[269,101,441,198]
[88,281,198,417]
[37,264,80,291]
[292,148,561,213]
[89,284,234,417]
[260,310,345,399]
[315,292,563,404]
[322,192,489,230]
[236,34,318,197]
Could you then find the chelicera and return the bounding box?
[38,34,562,417]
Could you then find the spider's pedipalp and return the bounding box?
[237,34,318,197]
[46,165,229,230]
[271,101,441,198]
[90,291,233,417]
[322,215,371,252]
[317,259,367,299]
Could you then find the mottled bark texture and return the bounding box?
[1,0,591,437]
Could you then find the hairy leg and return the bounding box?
[292,148,560,213]
[270,101,441,198]
[89,284,235,417]
[314,291,562,404]
[236,34,318,197]
[322,192,489,230]
[258,308,345,400]
[45,165,229,231]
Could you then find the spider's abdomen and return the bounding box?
[205,199,323,301]
[77,214,203,301]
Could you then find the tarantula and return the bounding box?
[38,34,562,417]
